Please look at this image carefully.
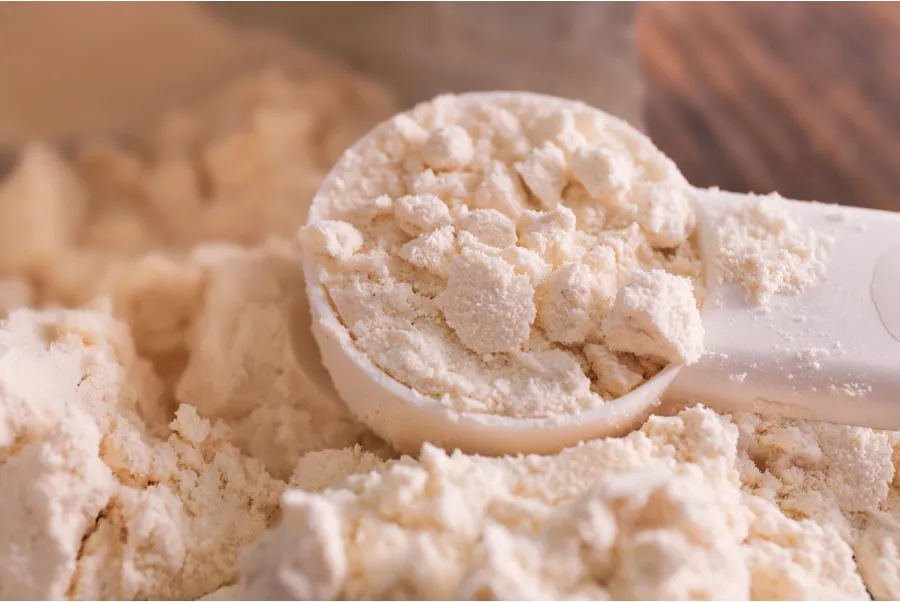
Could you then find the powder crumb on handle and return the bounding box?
[715,194,833,304]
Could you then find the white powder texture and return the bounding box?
[603,268,705,365]
[0,37,396,600]
[398,225,457,277]
[174,238,380,480]
[242,404,886,600]
[537,245,618,345]
[289,445,385,492]
[457,208,518,248]
[0,60,394,381]
[2,42,899,601]
[240,407,746,600]
[0,411,114,600]
[716,194,832,303]
[732,411,900,599]
[570,145,633,208]
[437,248,537,354]
[584,343,645,397]
[515,142,568,209]
[0,307,284,600]
[303,220,365,260]
[305,93,706,419]
[855,496,900,601]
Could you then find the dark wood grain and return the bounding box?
[640,2,900,211]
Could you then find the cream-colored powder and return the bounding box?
[0,307,284,600]
[716,193,832,303]
[733,411,900,599]
[0,41,395,463]
[0,65,393,424]
[241,405,873,600]
[173,239,379,480]
[0,25,396,599]
[239,408,900,601]
[303,94,705,420]
[0,292,387,599]
[603,268,705,365]
[1,27,899,601]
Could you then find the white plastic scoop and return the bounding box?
[670,188,900,429]
[303,92,900,456]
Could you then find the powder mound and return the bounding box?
[0,410,114,600]
[174,239,375,480]
[716,194,832,303]
[3,23,899,600]
[0,55,395,478]
[241,405,877,600]
[0,307,284,600]
[0,60,394,381]
[305,93,706,420]
[0,52,397,600]
[732,411,894,599]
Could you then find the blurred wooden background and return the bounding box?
[640,2,900,211]
[1,3,898,213]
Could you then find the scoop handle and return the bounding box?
[666,189,900,429]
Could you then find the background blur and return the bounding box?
[640,2,900,213]
[0,2,897,211]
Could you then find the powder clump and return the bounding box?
[603,268,705,365]
[716,194,832,303]
[437,248,537,354]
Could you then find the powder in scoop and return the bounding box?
[303,94,706,420]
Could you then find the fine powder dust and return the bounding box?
[715,192,832,304]
[1,19,900,602]
[303,94,705,419]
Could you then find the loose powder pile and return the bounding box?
[716,193,832,303]
[303,94,705,420]
[0,48,395,600]
[1,51,900,602]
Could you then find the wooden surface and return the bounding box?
[640,2,900,211]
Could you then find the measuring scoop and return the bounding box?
[303,92,900,456]
[668,189,900,428]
